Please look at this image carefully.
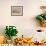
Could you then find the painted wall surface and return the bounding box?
[0,0,46,41]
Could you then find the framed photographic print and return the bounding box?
[11,6,23,16]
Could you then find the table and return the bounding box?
[14,43,46,46]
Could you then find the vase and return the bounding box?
[7,39,12,44]
[11,36,17,44]
[41,20,46,27]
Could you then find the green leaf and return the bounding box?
[5,26,18,39]
[44,15,46,20]
[36,15,44,21]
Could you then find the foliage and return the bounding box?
[5,26,18,39]
[36,14,46,21]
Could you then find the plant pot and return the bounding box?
[41,20,46,27]
[7,39,12,44]
[11,36,17,44]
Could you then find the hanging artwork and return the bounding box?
[11,6,23,16]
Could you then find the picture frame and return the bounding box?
[11,6,23,16]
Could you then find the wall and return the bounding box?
[0,0,46,40]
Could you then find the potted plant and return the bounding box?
[36,14,46,27]
[5,26,18,43]
[36,6,46,27]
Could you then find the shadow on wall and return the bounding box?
[30,16,40,27]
